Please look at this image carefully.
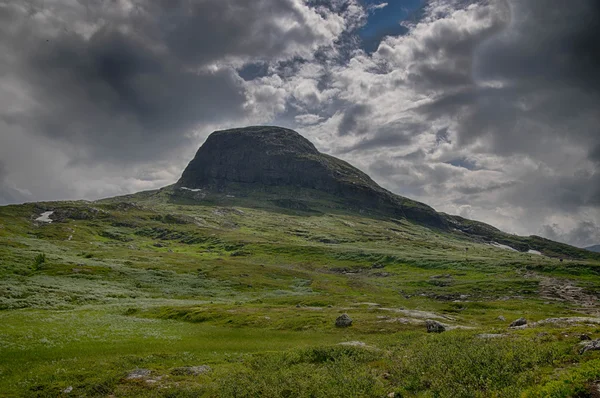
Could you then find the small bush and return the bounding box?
[32,253,46,270]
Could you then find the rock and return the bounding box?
[335,314,353,327]
[425,320,446,333]
[372,263,385,269]
[509,317,527,327]
[580,339,600,354]
[62,386,73,393]
[477,334,507,339]
[338,341,367,347]
[171,365,212,376]
[497,315,506,321]
[176,126,446,229]
[580,334,592,341]
[126,369,151,379]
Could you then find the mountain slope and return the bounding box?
[177,126,446,228]
[1,127,600,395]
[172,126,597,260]
[586,244,600,253]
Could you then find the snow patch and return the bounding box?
[490,242,518,252]
[528,249,542,255]
[35,211,54,223]
[180,187,202,192]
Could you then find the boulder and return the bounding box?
[509,317,527,327]
[580,339,600,354]
[335,314,353,327]
[425,320,446,333]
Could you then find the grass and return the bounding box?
[0,192,599,396]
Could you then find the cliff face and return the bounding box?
[177,126,446,228]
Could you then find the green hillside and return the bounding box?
[1,187,599,397]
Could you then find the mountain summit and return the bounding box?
[170,126,599,260]
[177,126,445,228]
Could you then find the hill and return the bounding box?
[0,126,599,396]
[586,244,600,253]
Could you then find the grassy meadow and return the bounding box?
[0,188,599,397]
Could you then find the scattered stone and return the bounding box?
[388,393,395,398]
[580,339,600,354]
[335,313,353,327]
[425,320,446,333]
[580,334,592,341]
[338,341,367,347]
[373,272,391,277]
[372,263,385,269]
[382,372,391,379]
[533,317,600,326]
[153,242,165,248]
[477,334,507,339]
[171,365,212,376]
[509,318,527,327]
[126,369,151,380]
[63,386,73,393]
[497,315,506,321]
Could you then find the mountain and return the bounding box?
[586,244,600,253]
[2,125,600,396]
[177,126,446,228]
[172,126,597,260]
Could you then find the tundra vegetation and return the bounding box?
[0,187,599,397]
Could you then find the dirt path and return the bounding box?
[525,272,599,315]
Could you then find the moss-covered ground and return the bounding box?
[0,191,599,397]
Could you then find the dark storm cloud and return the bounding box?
[417,0,600,156]
[0,0,343,164]
[18,27,245,164]
[541,221,600,249]
[0,160,28,205]
[338,104,372,135]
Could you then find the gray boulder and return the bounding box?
[335,314,353,327]
[580,339,600,354]
[425,320,446,333]
[509,317,527,327]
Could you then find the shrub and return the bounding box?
[32,253,46,270]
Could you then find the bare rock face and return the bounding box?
[177,126,446,228]
[335,314,353,327]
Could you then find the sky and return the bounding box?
[0,0,599,248]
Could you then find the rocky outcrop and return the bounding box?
[177,126,446,228]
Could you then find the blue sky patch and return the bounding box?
[359,0,423,53]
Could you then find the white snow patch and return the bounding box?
[491,242,518,252]
[528,250,542,255]
[35,211,54,223]
[180,187,202,192]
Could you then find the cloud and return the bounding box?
[1,0,599,248]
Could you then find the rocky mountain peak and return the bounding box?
[177,126,446,228]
